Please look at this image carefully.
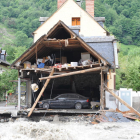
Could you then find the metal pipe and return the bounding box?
[18,78,21,110]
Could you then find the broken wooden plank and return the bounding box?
[105,85,140,117]
[39,67,102,81]
[28,68,54,117]
[123,114,140,120]
[91,121,98,124]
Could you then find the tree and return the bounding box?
[15,31,31,47]
[0,69,18,97]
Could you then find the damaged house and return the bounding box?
[11,0,121,116]
[0,48,10,74]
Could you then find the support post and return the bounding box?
[36,46,38,65]
[28,68,54,117]
[18,77,21,110]
[100,69,104,110]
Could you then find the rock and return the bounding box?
[53,115,59,122]
[15,118,28,122]
[9,118,14,122]
[1,119,4,123]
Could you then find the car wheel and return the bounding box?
[75,103,82,109]
[43,103,49,109]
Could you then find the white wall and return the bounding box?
[106,88,140,112]
[105,90,119,110]
[34,0,106,42]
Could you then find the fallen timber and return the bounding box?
[28,68,55,117]
[105,85,140,117]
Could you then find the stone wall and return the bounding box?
[8,94,25,105]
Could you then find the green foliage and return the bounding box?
[0,69,18,96]
[95,0,140,45]
[0,46,27,97]
[0,0,57,48]
[7,89,14,94]
[0,0,56,37]
[116,44,140,91]
[15,31,33,47]
[3,46,27,63]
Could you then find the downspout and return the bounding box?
[113,40,119,69]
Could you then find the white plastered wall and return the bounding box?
[34,0,106,42]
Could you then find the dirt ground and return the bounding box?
[0,119,140,140]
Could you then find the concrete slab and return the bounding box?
[0,108,98,116]
[31,109,98,114]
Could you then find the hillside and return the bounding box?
[0,23,16,47]
[0,0,140,47]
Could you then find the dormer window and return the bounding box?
[72,18,80,26]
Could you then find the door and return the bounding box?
[119,90,131,111]
[65,94,79,108]
[51,94,67,109]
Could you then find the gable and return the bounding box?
[11,21,111,68]
[33,0,107,42]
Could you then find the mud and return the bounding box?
[0,119,140,140]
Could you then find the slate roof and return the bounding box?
[68,26,80,30]
[39,17,49,22]
[87,42,114,66]
[0,59,10,66]
[94,17,105,22]
[39,17,105,23]
[81,36,115,66]
[81,36,115,42]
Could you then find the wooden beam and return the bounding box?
[28,68,54,117]
[100,69,104,110]
[14,36,46,66]
[109,69,112,79]
[39,67,102,81]
[105,85,140,117]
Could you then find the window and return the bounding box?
[56,94,68,100]
[109,95,116,101]
[72,18,80,26]
[68,94,79,99]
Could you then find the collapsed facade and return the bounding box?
[11,0,119,114]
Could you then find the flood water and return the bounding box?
[0,120,140,140]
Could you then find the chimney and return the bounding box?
[86,0,94,18]
[57,0,66,9]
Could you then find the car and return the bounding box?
[38,93,90,109]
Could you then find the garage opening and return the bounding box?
[42,73,101,104]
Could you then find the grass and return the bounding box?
[117,43,139,56]
[118,43,139,51]
[7,103,17,105]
